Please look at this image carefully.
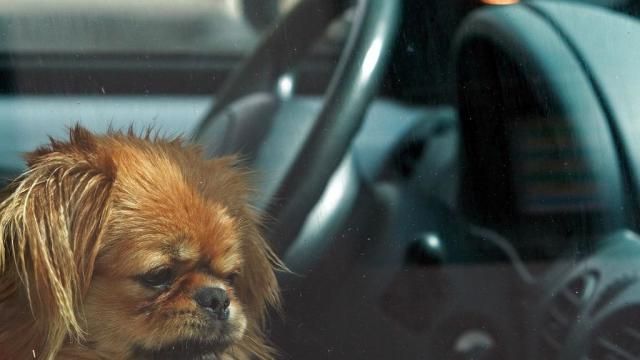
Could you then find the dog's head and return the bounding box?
[0,126,280,359]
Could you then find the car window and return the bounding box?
[0,0,346,56]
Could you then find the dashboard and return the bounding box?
[273,2,640,359]
[534,230,640,359]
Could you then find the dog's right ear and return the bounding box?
[0,125,115,356]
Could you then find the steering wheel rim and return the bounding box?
[193,0,400,254]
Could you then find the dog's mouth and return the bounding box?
[130,305,246,359]
[132,338,233,360]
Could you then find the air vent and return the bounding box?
[587,307,640,359]
[540,270,599,358]
[590,275,637,316]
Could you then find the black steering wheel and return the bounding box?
[192,0,400,254]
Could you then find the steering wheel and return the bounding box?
[192,0,400,254]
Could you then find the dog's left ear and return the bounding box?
[233,212,283,358]
[0,126,115,353]
[238,215,282,322]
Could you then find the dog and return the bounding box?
[0,125,282,359]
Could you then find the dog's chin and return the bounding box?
[132,337,234,360]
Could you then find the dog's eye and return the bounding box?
[139,267,174,289]
[225,272,239,286]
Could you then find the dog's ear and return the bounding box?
[0,125,115,352]
[239,214,282,322]
[233,211,283,358]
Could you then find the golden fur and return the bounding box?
[0,125,281,359]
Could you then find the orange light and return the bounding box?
[481,0,519,5]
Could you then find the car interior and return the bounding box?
[0,0,639,359]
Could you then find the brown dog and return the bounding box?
[0,126,282,359]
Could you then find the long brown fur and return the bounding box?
[0,125,282,359]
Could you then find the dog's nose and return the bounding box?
[194,287,230,319]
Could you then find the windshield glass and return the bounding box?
[0,1,639,360]
[0,0,353,55]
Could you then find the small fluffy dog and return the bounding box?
[0,126,282,359]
